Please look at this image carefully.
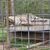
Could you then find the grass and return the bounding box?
[11,38,28,47]
[19,48,27,50]
[11,38,28,44]
[11,38,34,47]
[41,48,49,50]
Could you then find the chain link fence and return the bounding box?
[0,0,50,50]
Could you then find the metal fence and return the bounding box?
[0,0,50,50]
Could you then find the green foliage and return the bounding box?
[11,38,28,45]
[11,38,34,47]
[14,0,49,14]
[0,29,7,42]
[1,0,49,18]
[0,0,5,22]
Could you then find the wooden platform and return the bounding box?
[9,25,50,32]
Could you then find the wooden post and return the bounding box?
[5,0,12,48]
[7,0,12,16]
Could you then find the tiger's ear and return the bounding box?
[4,17,14,26]
[8,18,14,25]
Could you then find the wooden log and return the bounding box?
[26,40,49,48]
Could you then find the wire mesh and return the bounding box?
[0,0,50,50]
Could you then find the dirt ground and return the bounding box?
[30,46,50,50]
[0,44,19,50]
[0,44,50,50]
